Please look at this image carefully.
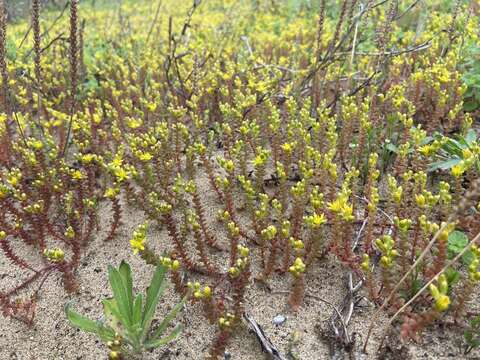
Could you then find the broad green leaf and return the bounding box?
[108,265,132,326]
[465,129,478,145]
[141,264,167,337]
[96,321,116,343]
[443,138,465,154]
[428,158,461,172]
[103,298,124,333]
[145,324,183,349]
[150,296,186,340]
[464,101,479,112]
[65,302,99,333]
[447,230,473,265]
[118,261,134,313]
[132,294,143,327]
[448,230,468,255]
[385,142,399,154]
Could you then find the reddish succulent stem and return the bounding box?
[104,196,122,242]
[192,190,222,250]
[289,273,305,311]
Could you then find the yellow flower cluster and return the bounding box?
[130,222,148,255]
[228,245,250,278]
[376,235,398,268]
[43,248,65,263]
[429,274,450,312]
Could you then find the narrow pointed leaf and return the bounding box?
[133,293,143,326]
[145,324,183,349]
[141,264,167,336]
[150,296,185,340]
[96,321,116,343]
[108,265,132,326]
[118,261,134,313]
[65,302,99,333]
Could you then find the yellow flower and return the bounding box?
[289,257,306,276]
[261,225,277,240]
[111,154,123,168]
[451,163,464,178]
[328,195,354,221]
[281,142,294,154]
[361,254,370,271]
[130,222,148,254]
[30,140,44,150]
[328,198,343,213]
[43,248,65,262]
[114,167,129,182]
[434,293,450,312]
[130,237,145,254]
[81,154,95,164]
[430,274,450,312]
[415,194,426,208]
[203,286,212,297]
[138,152,153,162]
[147,102,157,112]
[104,187,119,199]
[304,213,326,228]
[72,170,83,180]
[126,117,142,129]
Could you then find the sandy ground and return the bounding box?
[1,177,480,360]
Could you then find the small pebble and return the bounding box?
[224,351,232,359]
[273,314,286,326]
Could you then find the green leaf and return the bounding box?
[65,302,99,333]
[448,231,468,255]
[96,322,116,343]
[385,142,399,154]
[421,136,434,145]
[464,101,479,112]
[464,328,480,348]
[132,294,143,327]
[443,138,465,154]
[463,251,475,266]
[141,264,167,338]
[444,267,460,288]
[428,158,461,172]
[145,324,183,349]
[471,315,480,329]
[6,39,17,61]
[149,296,186,340]
[465,129,478,145]
[447,230,473,265]
[108,265,132,327]
[465,330,473,343]
[102,298,125,333]
[118,261,134,314]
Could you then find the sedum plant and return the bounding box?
[65,261,184,359]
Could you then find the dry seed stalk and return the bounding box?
[62,0,79,157]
